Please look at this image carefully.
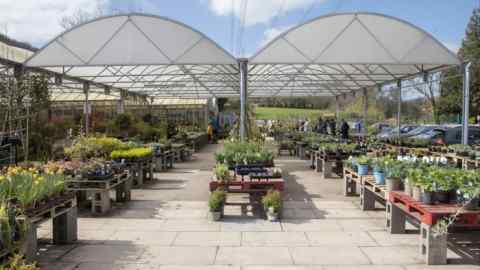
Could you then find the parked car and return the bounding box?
[409,126,480,145]
[400,125,441,138]
[376,125,418,141]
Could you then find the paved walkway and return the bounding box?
[38,143,479,269]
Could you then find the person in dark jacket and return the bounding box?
[329,119,337,136]
[340,119,350,140]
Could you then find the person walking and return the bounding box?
[329,119,337,136]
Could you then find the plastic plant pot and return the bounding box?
[412,186,422,201]
[421,191,434,205]
[435,191,450,204]
[357,164,369,176]
[386,178,402,191]
[373,171,385,185]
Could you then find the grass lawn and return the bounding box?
[255,106,333,120]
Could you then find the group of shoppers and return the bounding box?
[297,117,350,140]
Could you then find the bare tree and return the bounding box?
[59,0,106,30]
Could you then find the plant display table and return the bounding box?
[209,175,284,194]
[312,150,348,178]
[20,192,78,262]
[187,133,208,152]
[154,151,174,171]
[126,158,154,187]
[343,167,387,210]
[66,172,132,215]
[171,143,193,162]
[296,141,308,160]
[387,191,480,265]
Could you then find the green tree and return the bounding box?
[440,8,480,121]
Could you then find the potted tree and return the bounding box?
[262,190,282,221]
[209,189,226,221]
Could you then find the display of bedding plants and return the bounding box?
[110,147,153,162]
[214,141,274,167]
[214,163,231,182]
[448,144,473,156]
[64,136,130,160]
[320,143,358,154]
[0,166,67,213]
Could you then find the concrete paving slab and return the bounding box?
[155,208,208,219]
[140,246,216,265]
[367,231,420,246]
[73,262,159,269]
[220,218,282,232]
[61,245,145,263]
[361,246,424,265]
[243,266,312,270]
[77,229,117,244]
[306,231,377,246]
[160,219,220,232]
[103,218,166,231]
[159,265,240,270]
[215,247,293,265]
[290,246,371,265]
[283,208,318,219]
[281,219,342,232]
[107,231,177,245]
[403,265,480,270]
[336,219,386,232]
[173,232,241,246]
[319,209,371,219]
[312,200,359,209]
[283,201,315,209]
[36,244,78,263]
[242,232,309,246]
[38,262,78,270]
[322,265,404,270]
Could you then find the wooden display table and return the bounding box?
[66,172,132,215]
[387,191,480,265]
[126,158,154,187]
[343,167,387,210]
[154,151,174,172]
[313,150,348,178]
[209,175,284,194]
[12,193,78,262]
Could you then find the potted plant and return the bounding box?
[372,158,386,185]
[385,159,403,192]
[214,164,231,182]
[262,190,281,221]
[419,178,435,205]
[209,189,226,221]
[356,156,370,176]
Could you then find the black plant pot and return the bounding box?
[435,191,450,204]
[448,189,458,204]
[421,191,434,205]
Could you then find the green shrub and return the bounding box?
[209,190,226,212]
[262,190,281,212]
[214,164,230,182]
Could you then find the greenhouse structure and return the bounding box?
[0,11,478,270]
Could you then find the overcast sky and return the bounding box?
[0,0,476,57]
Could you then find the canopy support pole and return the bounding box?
[83,82,90,135]
[396,80,402,144]
[335,95,340,121]
[363,88,368,137]
[239,59,248,141]
[118,91,125,114]
[462,62,472,145]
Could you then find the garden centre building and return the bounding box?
[0,11,479,270]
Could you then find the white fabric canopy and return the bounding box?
[248,12,460,97]
[23,12,460,98]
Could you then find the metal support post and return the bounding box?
[239,59,248,141]
[335,95,340,120]
[462,62,471,145]
[363,88,368,137]
[396,80,402,143]
[83,82,90,135]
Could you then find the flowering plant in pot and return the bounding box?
[356,156,370,176]
[406,168,422,201]
[209,189,226,221]
[262,190,281,221]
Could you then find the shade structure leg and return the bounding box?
[239,59,248,141]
